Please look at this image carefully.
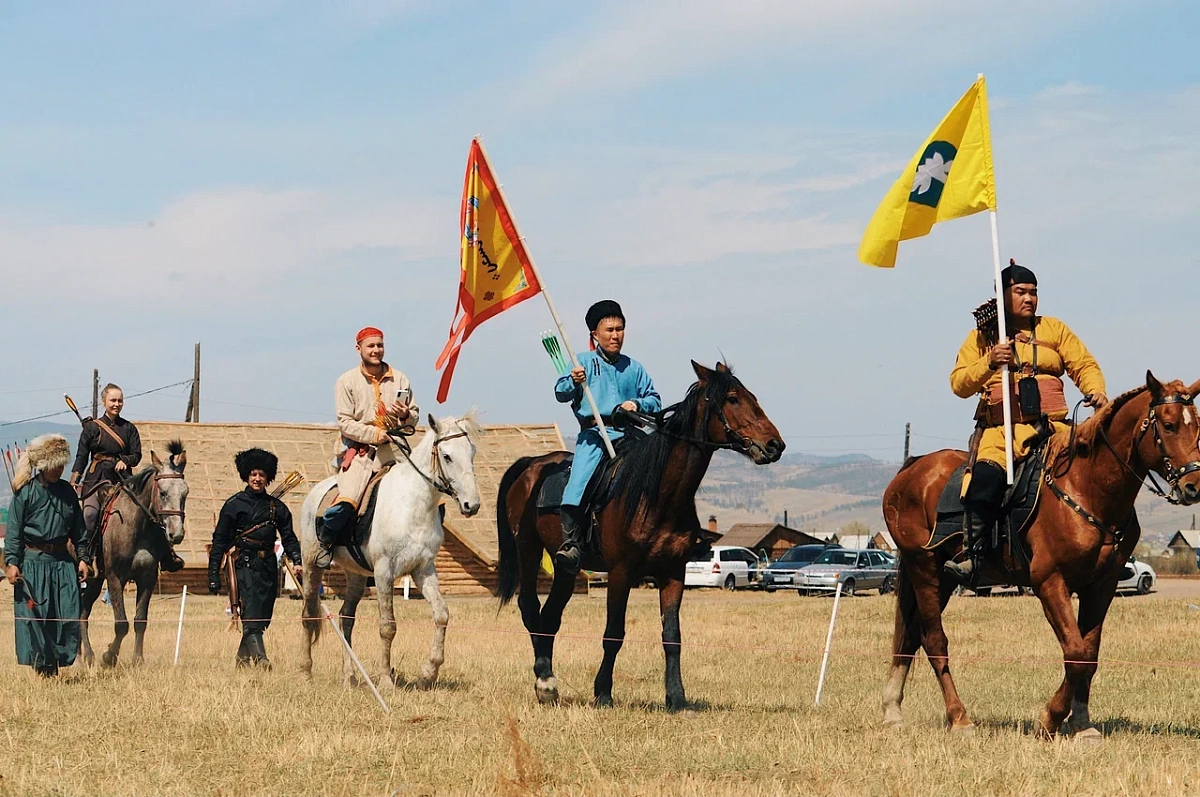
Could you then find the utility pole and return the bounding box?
[903,422,911,461]
[184,343,201,422]
[92,369,100,419]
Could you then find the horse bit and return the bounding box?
[389,428,470,498]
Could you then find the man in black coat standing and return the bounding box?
[208,448,303,668]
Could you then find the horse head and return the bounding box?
[427,411,484,517]
[1142,372,1200,505]
[690,361,785,464]
[149,439,189,545]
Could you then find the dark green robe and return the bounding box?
[4,477,88,669]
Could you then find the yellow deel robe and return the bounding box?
[950,316,1106,468]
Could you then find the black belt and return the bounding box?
[579,415,615,430]
[25,539,70,555]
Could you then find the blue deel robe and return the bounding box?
[554,350,661,507]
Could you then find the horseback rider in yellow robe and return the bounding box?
[944,261,1108,585]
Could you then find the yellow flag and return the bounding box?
[858,77,997,268]
[435,138,543,401]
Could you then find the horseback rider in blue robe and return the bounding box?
[553,300,661,574]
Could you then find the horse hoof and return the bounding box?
[417,665,438,690]
[883,715,905,731]
[101,653,117,668]
[1073,727,1104,745]
[949,722,976,737]
[594,695,613,709]
[535,678,559,705]
[665,698,689,713]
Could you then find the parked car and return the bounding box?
[684,545,761,590]
[1117,555,1157,595]
[762,544,840,592]
[795,548,897,596]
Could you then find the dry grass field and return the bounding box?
[3,586,1200,796]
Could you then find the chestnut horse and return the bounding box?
[496,361,784,710]
[882,373,1200,738]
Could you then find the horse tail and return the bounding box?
[496,457,535,607]
[890,558,921,658]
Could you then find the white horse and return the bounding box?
[299,412,483,690]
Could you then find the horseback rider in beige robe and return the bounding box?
[314,327,417,569]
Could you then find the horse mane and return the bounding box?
[126,465,158,493]
[166,439,184,458]
[1070,385,1149,452]
[612,365,740,520]
[452,408,486,443]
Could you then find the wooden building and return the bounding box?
[131,420,567,596]
[715,522,824,560]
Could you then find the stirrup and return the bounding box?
[943,557,977,587]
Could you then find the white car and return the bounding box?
[684,546,761,590]
[1117,556,1156,595]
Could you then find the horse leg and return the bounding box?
[102,573,129,668]
[907,556,972,732]
[130,572,157,665]
[339,573,368,688]
[374,558,401,689]
[593,566,631,708]
[1033,571,1090,739]
[1063,580,1116,743]
[883,562,923,729]
[658,566,687,711]
[299,557,325,678]
[414,562,449,690]
[532,564,579,704]
[78,567,104,667]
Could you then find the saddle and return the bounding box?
[315,469,391,571]
[926,444,1048,579]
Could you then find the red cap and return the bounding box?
[356,326,384,344]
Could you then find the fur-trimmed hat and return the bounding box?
[234,448,278,483]
[12,433,72,493]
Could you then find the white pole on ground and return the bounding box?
[323,602,390,714]
[403,575,411,601]
[173,585,188,666]
[473,137,616,458]
[815,581,844,705]
[989,210,1015,485]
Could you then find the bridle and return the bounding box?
[390,427,471,499]
[1101,392,1200,505]
[117,466,186,531]
[1046,391,1200,541]
[653,385,765,459]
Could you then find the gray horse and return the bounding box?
[80,441,189,667]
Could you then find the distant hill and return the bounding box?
[696,449,1196,549]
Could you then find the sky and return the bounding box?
[1,1,1197,459]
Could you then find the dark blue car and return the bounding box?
[762,544,840,592]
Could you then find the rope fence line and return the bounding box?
[6,610,1200,672]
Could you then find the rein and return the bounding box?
[1045,391,1200,542]
[650,390,763,458]
[116,469,186,531]
[389,428,470,498]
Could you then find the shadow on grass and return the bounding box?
[547,695,797,715]
[978,716,1200,739]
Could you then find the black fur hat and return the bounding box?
[235,448,278,483]
[585,299,624,331]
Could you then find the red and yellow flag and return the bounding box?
[435,138,543,402]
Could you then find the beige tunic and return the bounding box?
[333,364,418,508]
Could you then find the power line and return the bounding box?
[0,380,194,427]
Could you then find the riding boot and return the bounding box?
[248,631,271,670]
[555,506,586,575]
[944,460,1007,587]
[316,504,352,569]
[160,546,185,573]
[235,632,252,668]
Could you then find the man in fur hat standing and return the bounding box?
[5,434,92,676]
[207,448,302,668]
[314,326,417,569]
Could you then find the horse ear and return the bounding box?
[715,362,729,374]
[691,360,711,381]
[175,450,187,470]
[1147,370,1164,399]
[1188,379,1200,399]
[151,450,164,470]
[428,413,439,434]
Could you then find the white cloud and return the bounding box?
[512,0,1125,105]
[0,188,449,309]
[1035,80,1103,100]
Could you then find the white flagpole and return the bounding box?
[979,73,1014,485]
[815,581,844,705]
[172,585,187,666]
[473,137,616,458]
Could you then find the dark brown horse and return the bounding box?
[882,373,1200,738]
[496,361,784,709]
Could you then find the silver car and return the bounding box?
[794,548,897,596]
